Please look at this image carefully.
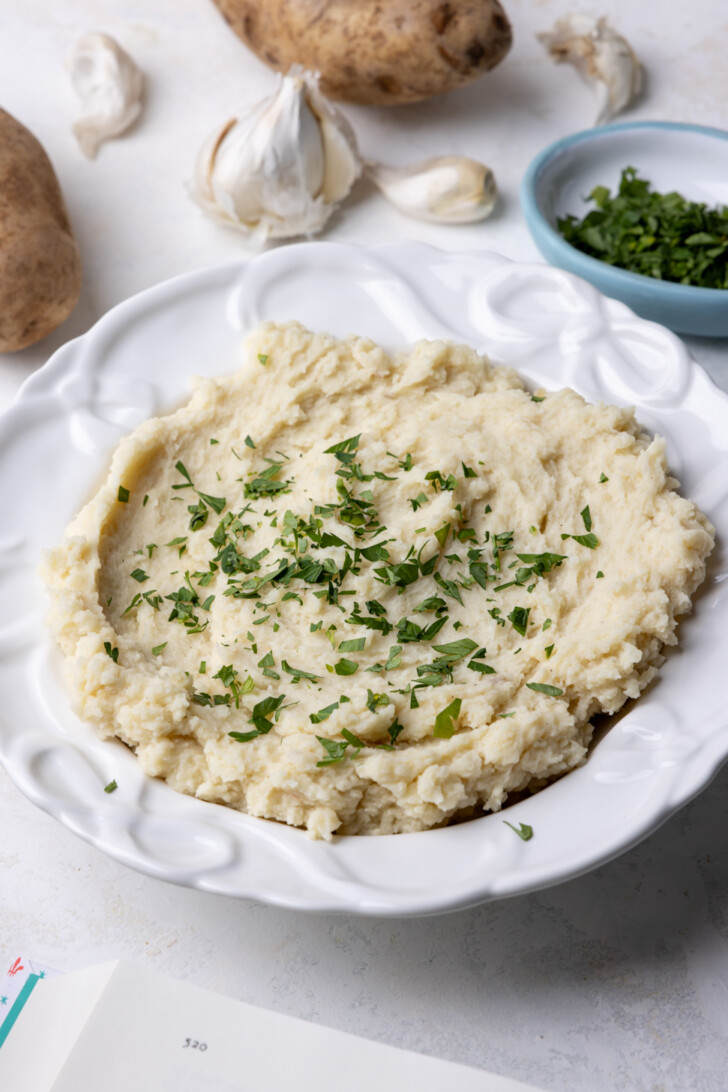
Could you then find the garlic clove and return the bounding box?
[67,32,144,159]
[365,156,497,224]
[538,14,641,126]
[192,68,361,242]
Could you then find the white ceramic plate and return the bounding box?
[2,242,727,916]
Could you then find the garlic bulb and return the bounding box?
[365,156,497,224]
[67,33,144,159]
[194,68,361,242]
[538,15,641,126]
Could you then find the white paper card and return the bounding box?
[0,960,543,1092]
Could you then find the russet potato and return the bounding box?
[0,109,81,352]
[211,0,512,106]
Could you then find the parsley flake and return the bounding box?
[526,682,563,696]
[433,697,462,739]
[503,820,533,841]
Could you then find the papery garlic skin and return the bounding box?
[365,157,497,224]
[67,33,144,159]
[194,68,361,242]
[538,14,641,126]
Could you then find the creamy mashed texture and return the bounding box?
[42,322,715,838]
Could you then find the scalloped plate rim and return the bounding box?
[1,241,727,916]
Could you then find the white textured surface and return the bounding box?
[1,0,727,1087]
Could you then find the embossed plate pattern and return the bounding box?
[1,243,727,915]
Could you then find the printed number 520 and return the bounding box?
[182,1038,208,1051]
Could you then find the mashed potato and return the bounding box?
[41,323,714,838]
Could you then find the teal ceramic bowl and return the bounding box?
[521,121,728,337]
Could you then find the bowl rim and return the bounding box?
[520,120,728,302]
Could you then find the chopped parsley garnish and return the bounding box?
[467,660,496,674]
[581,505,592,532]
[281,660,320,682]
[104,780,118,794]
[103,641,119,663]
[258,353,269,365]
[433,698,462,739]
[557,167,728,289]
[503,820,532,841]
[152,642,167,655]
[596,570,604,579]
[334,658,359,676]
[571,533,599,549]
[117,486,130,503]
[544,644,554,659]
[245,435,256,448]
[229,693,286,741]
[526,682,563,696]
[310,700,341,724]
[130,568,149,583]
[599,472,609,483]
[507,606,531,636]
[316,728,367,766]
[387,451,413,471]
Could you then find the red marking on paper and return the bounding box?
[6,958,24,977]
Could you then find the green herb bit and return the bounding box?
[117,486,130,503]
[366,689,390,714]
[432,637,478,662]
[384,645,402,671]
[425,469,458,493]
[544,644,554,659]
[410,493,428,512]
[507,606,530,636]
[571,533,599,549]
[386,718,404,747]
[531,395,545,403]
[310,700,340,724]
[542,618,552,631]
[310,620,323,632]
[258,353,269,365]
[433,698,462,739]
[334,658,359,676]
[281,660,320,682]
[596,570,604,579]
[339,637,365,653]
[526,682,563,696]
[199,660,206,674]
[433,572,463,605]
[142,494,149,507]
[414,595,447,614]
[229,693,286,741]
[581,505,592,532]
[104,780,118,794]
[316,728,367,767]
[468,659,496,674]
[503,820,532,841]
[461,463,477,478]
[103,641,119,663]
[244,435,256,448]
[599,472,609,483]
[152,642,167,656]
[387,451,413,471]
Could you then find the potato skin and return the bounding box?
[0,109,82,352]
[211,0,512,105]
